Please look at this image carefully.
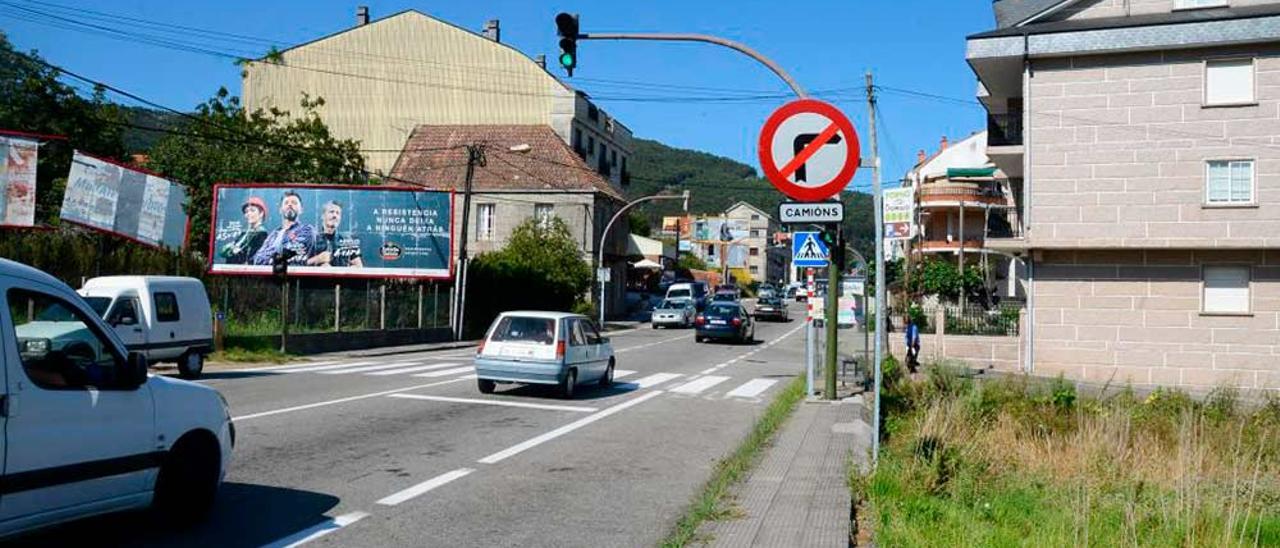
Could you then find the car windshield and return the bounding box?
[83,297,112,318]
[490,316,557,345]
[668,289,692,299]
[712,293,735,301]
[658,300,688,310]
[706,304,739,317]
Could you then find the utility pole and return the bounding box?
[867,70,885,468]
[453,143,485,341]
[959,200,967,311]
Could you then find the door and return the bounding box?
[149,290,183,361]
[105,297,147,358]
[566,319,595,382]
[1,286,156,522]
[584,321,610,376]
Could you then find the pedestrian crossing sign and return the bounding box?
[791,231,829,267]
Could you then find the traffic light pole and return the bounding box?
[574,33,807,98]
[824,225,840,400]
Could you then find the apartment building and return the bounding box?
[906,132,1025,299]
[241,7,633,183]
[724,202,789,285]
[968,0,1280,391]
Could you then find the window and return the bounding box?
[1206,160,1254,205]
[478,204,496,240]
[535,203,554,228]
[750,247,760,256]
[584,320,603,344]
[107,298,140,326]
[751,214,760,221]
[750,229,762,238]
[588,135,595,155]
[588,104,599,121]
[750,265,760,274]
[1205,58,1254,106]
[568,319,588,346]
[154,292,180,322]
[8,288,126,390]
[610,149,617,166]
[1203,265,1250,314]
[1176,0,1226,9]
[490,316,555,344]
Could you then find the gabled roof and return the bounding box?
[389,125,623,201]
[726,201,773,221]
[993,0,1071,28]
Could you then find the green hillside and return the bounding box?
[625,138,875,257]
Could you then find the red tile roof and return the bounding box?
[389,124,623,201]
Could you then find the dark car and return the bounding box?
[694,303,755,344]
[711,291,739,303]
[753,296,790,322]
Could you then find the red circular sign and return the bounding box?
[758,99,860,202]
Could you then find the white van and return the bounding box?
[78,276,213,379]
[1,258,233,538]
[665,282,709,310]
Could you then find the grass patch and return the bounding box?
[853,365,1280,546]
[209,347,295,364]
[662,374,807,547]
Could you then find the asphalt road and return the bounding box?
[11,303,810,548]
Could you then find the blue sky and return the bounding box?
[1,0,996,193]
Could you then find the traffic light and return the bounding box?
[272,248,297,280]
[555,12,579,76]
[821,226,845,270]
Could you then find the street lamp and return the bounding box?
[596,190,690,326]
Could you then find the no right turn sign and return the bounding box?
[758,99,861,202]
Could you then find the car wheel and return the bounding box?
[652,323,658,329]
[153,432,221,526]
[560,369,577,399]
[695,336,703,343]
[178,352,203,380]
[599,360,615,388]
[477,378,496,394]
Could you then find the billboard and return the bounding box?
[692,218,748,243]
[883,187,916,241]
[0,136,38,227]
[61,151,189,249]
[209,184,453,279]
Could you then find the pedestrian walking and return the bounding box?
[905,315,921,374]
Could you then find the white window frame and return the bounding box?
[534,203,554,228]
[1201,264,1252,315]
[1203,57,1256,107]
[477,204,496,241]
[1203,159,1255,206]
[1175,0,1227,10]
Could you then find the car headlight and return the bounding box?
[22,338,50,355]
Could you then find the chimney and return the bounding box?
[916,149,926,164]
[939,135,949,151]
[535,54,547,69]
[483,19,501,42]
[356,6,369,26]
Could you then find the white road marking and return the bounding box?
[388,394,597,413]
[261,361,378,374]
[670,375,730,395]
[612,369,637,379]
[319,361,420,375]
[628,372,682,389]
[412,366,475,378]
[726,379,777,399]
[260,511,369,548]
[376,468,475,506]
[233,377,472,422]
[477,391,664,464]
[615,334,692,353]
[365,363,463,376]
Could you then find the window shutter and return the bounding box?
[1203,266,1250,313]
[1205,59,1254,105]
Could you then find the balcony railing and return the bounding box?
[918,181,1006,204]
[985,207,1023,239]
[987,111,1023,147]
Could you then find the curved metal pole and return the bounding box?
[597,193,688,326]
[581,33,807,98]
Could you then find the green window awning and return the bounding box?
[946,167,997,178]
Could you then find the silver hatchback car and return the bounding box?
[474,311,615,399]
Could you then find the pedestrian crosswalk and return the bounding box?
[245,360,785,401]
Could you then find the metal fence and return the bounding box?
[939,302,1022,337]
[207,277,452,337]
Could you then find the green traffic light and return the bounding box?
[559,52,575,68]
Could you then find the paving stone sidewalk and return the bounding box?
[698,394,872,547]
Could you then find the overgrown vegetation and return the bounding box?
[663,375,806,547]
[855,365,1280,547]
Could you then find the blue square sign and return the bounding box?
[792,231,829,267]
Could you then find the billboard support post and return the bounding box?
[280,276,289,354]
[334,283,341,332]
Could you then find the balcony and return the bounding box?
[987,112,1022,147]
[984,207,1027,251]
[918,181,1007,207]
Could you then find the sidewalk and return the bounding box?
[698,393,872,547]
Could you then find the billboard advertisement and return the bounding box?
[0,136,38,227]
[61,151,189,249]
[883,187,916,241]
[209,184,453,279]
[692,218,748,243]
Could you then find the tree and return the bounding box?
[145,89,367,255]
[463,217,592,336]
[627,211,651,237]
[0,32,127,224]
[676,252,709,272]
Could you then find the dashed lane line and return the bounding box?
[232,376,472,422]
[476,390,665,465]
[375,468,475,507]
[387,394,597,413]
[260,511,369,548]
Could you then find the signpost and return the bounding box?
[761,99,860,401]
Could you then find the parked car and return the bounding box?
[757,286,777,300]
[474,311,615,399]
[694,302,755,344]
[1,258,233,538]
[753,296,790,322]
[651,298,696,329]
[711,290,739,303]
[714,284,741,300]
[666,282,709,310]
[78,276,213,379]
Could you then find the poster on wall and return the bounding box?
[209,184,453,279]
[0,136,39,227]
[60,151,189,249]
[882,187,916,240]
